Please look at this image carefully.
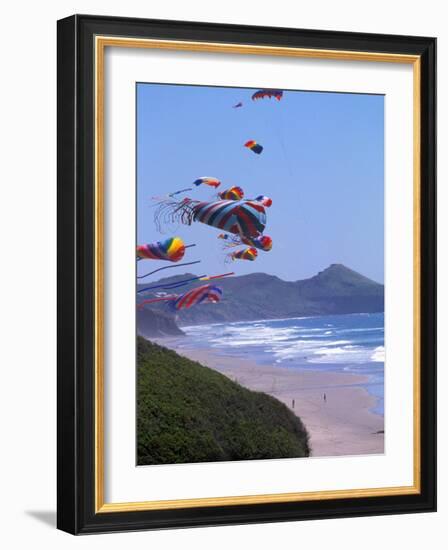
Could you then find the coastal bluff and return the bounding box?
[137,337,310,465]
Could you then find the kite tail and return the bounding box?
[138,274,207,295]
[153,198,197,233]
[224,253,235,265]
[137,259,201,279]
[137,295,177,309]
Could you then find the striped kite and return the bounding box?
[138,283,223,311]
[192,199,266,237]
[137,237,186,262]
[154,198,267,239]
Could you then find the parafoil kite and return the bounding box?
[252,89,283,101]
[154,198,267,239]
[244,140,263,155]
[233,102,243,108]
[255,195,273,207]
[192,199,266,237]
[228,247,258,262]
[136,237,186,262]
[193,177,221,188]
[218,186,244,200]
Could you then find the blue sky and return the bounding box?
[137,83,384,283]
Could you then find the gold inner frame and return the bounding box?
[94,36,421,513]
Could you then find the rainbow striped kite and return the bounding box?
[137,237,186,262]
[218,186,244,201]
[229,247,258,262]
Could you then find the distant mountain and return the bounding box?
[137,263,384,328]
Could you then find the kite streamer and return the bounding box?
[138,272,234,295]
[138,275,207,294]
[137,260,201,280]
[168,187,192,197]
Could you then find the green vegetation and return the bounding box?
[137,337,310,465]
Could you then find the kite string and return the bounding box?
[137,260,201,279]
[138,271,235,295]
[138,275,207,295]
[137,271,235,294]
[200,271,234,281]
[137,295,177,309]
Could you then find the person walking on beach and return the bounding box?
[323,393,327,403]
[292,399,295,409]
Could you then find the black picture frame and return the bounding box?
[57,14,436,534]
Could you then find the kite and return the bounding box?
[219,233,272,252]
[243,235,273,251]
[218,186,244,201]
[154,198,267,239]
[244,140,263,155]
[172,284,223,310]
[192,199,266,237]
[136,237,188,262]
[138,283,223,311]
[193,177,221,188]
[228,247,258,262]
[255,195,273,207]
[233,102,243,108]
[252,89,283,101]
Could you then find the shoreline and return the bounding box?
[155,337,384,457]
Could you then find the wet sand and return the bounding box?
[156,339,384,457]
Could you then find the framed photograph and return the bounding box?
[57,15,436,534]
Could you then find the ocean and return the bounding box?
[179,312,385,416]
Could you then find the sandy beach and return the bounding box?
[157,338,384,458]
